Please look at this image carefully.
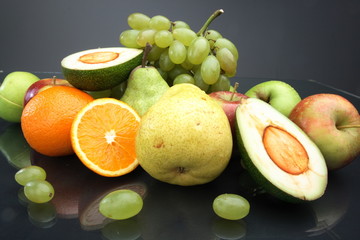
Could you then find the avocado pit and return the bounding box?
[263,126,309,175]
[79,52,120,64]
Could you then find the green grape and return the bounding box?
[168,40,187,64]
[208,74,231,93]
[136,29,156,47]
[127,13,150,30]
[149,15,171,30]
[172,28,197,46]
[153,60,160,68]
[216,48,237,77]
[187,37,210,65]
[191,64,201,73]
[212,193,250,220]
[173,74,195,85]
[15,166,46,186]
[156,68,168,81]
[167,64,189,81]
[99,189,143,220]
[214,38,239,60]
[154,30,173,48]
[172,20,190,29]
[201,55,220,85]
[194,69,209,92]
[119,29,141,48]
[159,49,175,72]
[24,180,55,204]
[180,58,194,70]
[147,45,166,61]
[205,29,223,48]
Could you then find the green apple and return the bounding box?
[245,80,301,117]
[0,71,40,122]
[289,93,360,170]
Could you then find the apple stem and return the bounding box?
[230,82,239,101]
[52,76,57,85]
[337,124,360,130]
[197,9,224,36]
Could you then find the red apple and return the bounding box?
[23,77,72,105]
[289,93,360,170]
[209,84,248,132]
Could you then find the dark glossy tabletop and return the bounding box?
[1,1,360,239]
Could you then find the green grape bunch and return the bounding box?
[119,9,238,92]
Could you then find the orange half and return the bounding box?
[71,98,141,177]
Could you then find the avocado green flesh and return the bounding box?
[61,47,143,91]
[235,98,328,202]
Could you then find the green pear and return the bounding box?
[136,83,233,186]
[121,50,169,116]
[0,71,39,122]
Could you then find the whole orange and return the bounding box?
[21,86,94,157]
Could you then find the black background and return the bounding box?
[1,0,359,95]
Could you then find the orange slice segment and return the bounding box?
[71,98,140,177]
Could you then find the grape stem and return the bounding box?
[197,9,224,36]
[142,43,153,68]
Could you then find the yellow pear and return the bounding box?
[136,83,233,186]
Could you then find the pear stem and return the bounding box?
[337,124,360,130]
[197,9,224,36]
[142,43,152,68]
[230,82,239,101]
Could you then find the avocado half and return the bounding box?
[61,47,143,91]
[235,97,328,202]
